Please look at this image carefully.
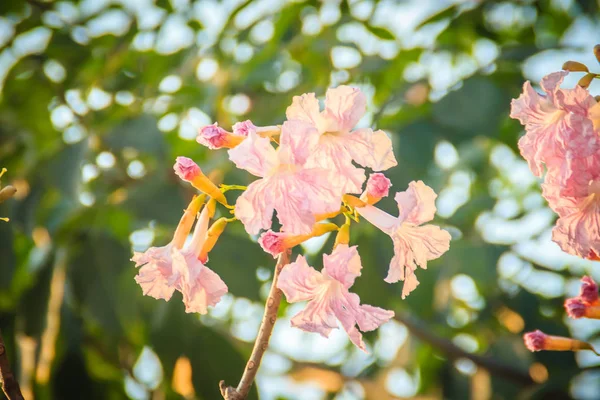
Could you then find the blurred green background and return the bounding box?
[1,0,600,399]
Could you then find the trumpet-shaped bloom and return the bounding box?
[355,181,451,298]
[510,71,598,178]
[133,202,228,314]
[228,120,340,235]
[277,245,394,351]
[132,196,203,300]
[286,86,397,194]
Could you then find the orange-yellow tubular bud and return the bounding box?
[524,330,598,354]
[343,194,366,209]
[284,222,339,248]
[172,195,206,248]
[206,198,217,218]
[334,222,350,248]
[562,61,589,73]
[222,134,246,148]
[190,174,228,206]
[199,217,229,263]
[315,207,344,222]
[594,44,600,64]
[174,157,229,206]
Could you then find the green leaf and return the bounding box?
[365,24,395,40]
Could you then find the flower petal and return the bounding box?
[395,180,438,225]
[278,255,325,302]
[290,294,338,338]
[356,304,395,332]
[286,92,325,131]
[331,291,366,351]
[235,178,276,235]
[133,244,176,301]
[552,199,600,259]
[279,119,320,166]
[322,86,366,133]
[331,291,393,351]
[307,136,366,194]
[228,131,278,177]
[370,130,397,171]
[172,249,228,314]
[323,244,362,289]
[387,224,451,298]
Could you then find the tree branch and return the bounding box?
[220,249,291,399]
[395,313,535,387]
[0,330,24,400]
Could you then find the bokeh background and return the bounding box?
[1,0,600,399]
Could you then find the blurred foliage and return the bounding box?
[1,0,600,399]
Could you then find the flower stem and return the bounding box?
[219,249,291,399]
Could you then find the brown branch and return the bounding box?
[0,330,24,400]
[395,313,535,387]
[220,249,291,399]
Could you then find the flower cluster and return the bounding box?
[132,86,451,350]
[510,66,600,260]
[524,276,600,354]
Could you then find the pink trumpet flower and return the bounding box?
[286,86,397,194]
[278,245,394,351]
[354,181,451,298]
[133,199,227,314]
[228,120,340,235]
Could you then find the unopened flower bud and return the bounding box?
[197,123,245,149]
[172,195,206,248]
[173,157,228,206]
[580,276,599,305]
[523,330,597,353]
[361,173,391,205]
[199,217,229,263]
[232,120,257,137]
[315,207,343,222]
[334,221,350,248]
[565,297,600,319]
[258,231,286,258]
[174,156,201,181]
[258,223,339,258]
[594,44,600,64]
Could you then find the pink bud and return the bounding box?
[580,276,599,305]
[197,123,230,149]
[565,298,587,319]
[366,173,391,199]
[174,157,201,182]
[523,330,547,352]
[258,230,286,258]
[232,120,256,137]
